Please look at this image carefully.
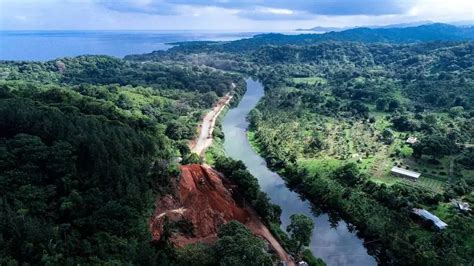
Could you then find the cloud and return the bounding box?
[238,7,313,21]
[1,0,472,30]
[97,0,414,19]
[408,0,474,21]
[98,0,179,15]
[173,0,411,15]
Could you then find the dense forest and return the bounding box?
[126,23,474,56]
[0,56,255,264]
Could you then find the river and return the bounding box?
[221,79,377,266]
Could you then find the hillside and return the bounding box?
[0,56,247,264]
[150,164,291,263]
[163,23,474,54]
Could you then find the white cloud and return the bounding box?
[408,0,473,21]
[260,7,293,15]
[0,0,472,30]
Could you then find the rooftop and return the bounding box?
[391,166,421,179]
[412,208,448,230]
[457,201,471,212]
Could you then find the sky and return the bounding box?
[0,0,473,31]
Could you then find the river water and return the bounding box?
[222,79,377,266]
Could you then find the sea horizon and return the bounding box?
[0,30,263,61]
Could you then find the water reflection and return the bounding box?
[222,79,376,266]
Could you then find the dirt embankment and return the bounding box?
[150,164,292,264]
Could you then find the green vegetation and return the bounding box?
[175,221,273,266]
[242,42,473,264]
[206,110,324,265]
[0,55,246,264]
[130,33,473,264]
[213,152,282,226]
[215,221,273,266]
[2,24,473,265]
[128,23,474,55]
[287,214,315,254]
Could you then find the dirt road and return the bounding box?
[185,84,294,265]
[191,93,233,155]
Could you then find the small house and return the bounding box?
[456,201,471,212]
[406,136,418,144]
[391,166,421,180]
[412,208,447,230]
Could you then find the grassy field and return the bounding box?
[298,157,342,176]
[277,112,458,194]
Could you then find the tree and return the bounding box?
[375,97,388,111]
[399,145,413,157]
[232,169,260,201]
[413,135,457,159]
[165,121,194,140]
[348,100,369,117]
[249,108,263,129]
[176,244,217,266]
[202,91,219,107]
[388,99,400,112]
[182,153,202,165]
[255,192,281,223]
[287,214,314,253]
[381,129,394,144]
[333,163,365,186]
[116,93,133,109]
[307,133,324,153]
[448,106,464,118]
[391,115,417,131]
[215,221,272,266]
[424,113,437,125]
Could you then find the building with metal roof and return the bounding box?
[406,136,418,144]
[391,166,421,180]
[412,208,448,230]
[456,201,471,212]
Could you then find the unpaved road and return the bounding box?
[191,93,233,155]
[188,85,294,265]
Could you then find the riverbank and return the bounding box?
[184,81,294,265]
[245,83,463,264]
[221,79,373,266]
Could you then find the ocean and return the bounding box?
[0,30,257,61]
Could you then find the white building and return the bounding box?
[457,201,471,212]
[391,166,421,180]
[406,136,418,144]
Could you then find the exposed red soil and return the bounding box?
[150,164,292,264]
